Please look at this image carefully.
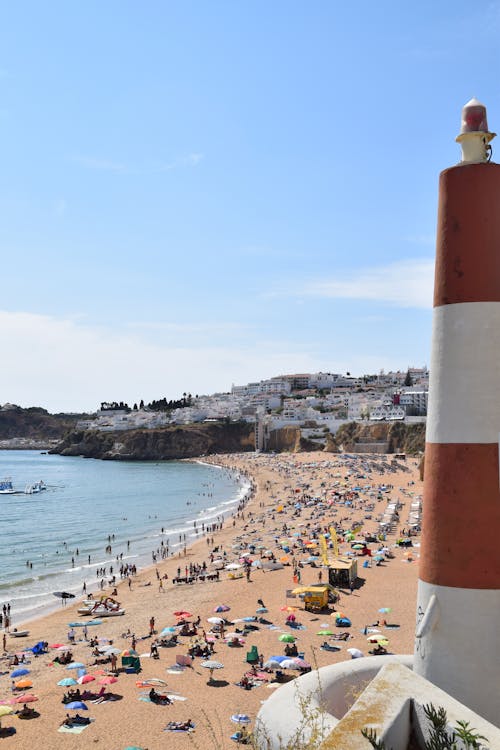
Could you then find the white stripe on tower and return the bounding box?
[414,159,500,727]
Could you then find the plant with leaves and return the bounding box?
[361,703,489,750]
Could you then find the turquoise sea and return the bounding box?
[0,450,248,625]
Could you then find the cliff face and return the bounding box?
[330,421,425,454]
[51,422,255,460]
[0,407,80,440]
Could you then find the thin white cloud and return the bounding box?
[71,154,127,172]
[0,311,320,412]
[294,258,434,309]
[128,321,251,334]
[70,152,204,175]
[53,198,67,217]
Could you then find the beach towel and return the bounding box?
[164,723,195,733]
[58,719,94,734]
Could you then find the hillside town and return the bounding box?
[76,367,429,445]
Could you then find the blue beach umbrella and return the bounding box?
[243,616,257,622]
[66,701,88,711]
[10,669,30,678]
[66,662,85,670]
[160,627,177,636]
[231,713,251,724]
[57,678,77,687]
[268,655,287,663]
[256,607,268,614]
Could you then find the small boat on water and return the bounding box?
[24,480,47,495]
[0,478,16,494]
[78,596,125,617]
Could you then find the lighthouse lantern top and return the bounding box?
[456,97,495,163]
[459,98,489,135]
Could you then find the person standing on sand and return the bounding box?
[149,617,155,636]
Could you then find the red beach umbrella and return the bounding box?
[174,610,192,619]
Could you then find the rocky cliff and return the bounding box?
[51,421,255,460]
[329,421,425,454]
[0,406,81,441]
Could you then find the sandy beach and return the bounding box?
[0,451,423,749]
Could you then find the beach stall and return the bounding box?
[292,584,339,612]
[327,557,357,588]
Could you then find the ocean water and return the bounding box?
[0,450,248,625]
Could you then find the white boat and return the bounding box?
[24,480,46,494]
[0,478,16,494]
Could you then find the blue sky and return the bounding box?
[1,1,500,411]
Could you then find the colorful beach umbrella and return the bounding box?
[317,630,334,636]
[173,610,192,618]
[66,662,85,670]
[278,634,297,643]
[10,669,29,678]
[231,713,251,724]
[11,694,38,704]
[57,678,77,687]
[214,604,230,613]
[14,679,32,689]
[77,674,95,684]
[0,706,14,717]
[99,676,118,684]
[66,701,88,710]
[378,608,391,614]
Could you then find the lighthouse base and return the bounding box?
[415,579,500,727]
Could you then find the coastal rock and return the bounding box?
[51,421,255,460]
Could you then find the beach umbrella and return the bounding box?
[10,669,29,678]
[378,608,391,614]
[102,646,121,655]
[99,676,118,684]
[281,659,304,670]
[200,660,224,682]
[268,655,287,663]
[57,678,77,687]
[374,555,385,562]
[256,607,268,614]
[66,662,85,670]
[11,694,38,704]
[173,610,192,619]
[214,604,230,613]
[231,713,251,724]
[121,649,138,657]
[225,563,242,570]
[347,648,364,659]
[263,660,282,670]
[0,706,13,717]
[14,679,32,689]
[251,560,263,568]
[207,617,224,625]
[77,674,95,684]
[352,544,364,550]
[160,627,177,636]
[317,630,334,636]
[291,658,310,669]
[66,701,88,711]
[49,643,65,649]
[278,634,297,643]
[242,616,257,622]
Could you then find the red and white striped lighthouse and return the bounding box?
[414,98,500,725]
